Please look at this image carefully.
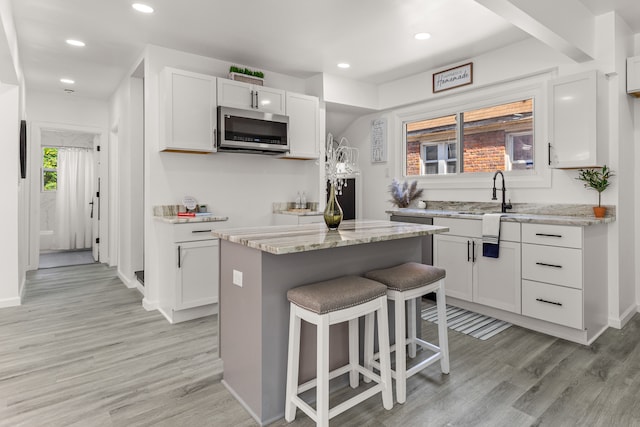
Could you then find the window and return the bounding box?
[42,147,58,191]
[405,98,534,176]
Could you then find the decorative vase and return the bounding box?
[593,206,606,218]
[324,183,343,230]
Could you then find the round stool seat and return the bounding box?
[287,275,387,314]
[365,262,445,291]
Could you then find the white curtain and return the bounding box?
[55,147,94,250]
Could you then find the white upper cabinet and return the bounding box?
[217,78,285,115]
[627,56,640,97]
[160,67,217,153]
[548,71,605,168]
[283,92,320,159]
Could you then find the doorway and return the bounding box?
[28,123,108,272]
[38,129,98,269]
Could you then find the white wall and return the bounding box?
[341,17,637,327]
[0,0,26,306]
[108,45,321,309]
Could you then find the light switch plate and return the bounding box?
[233,269,243,287]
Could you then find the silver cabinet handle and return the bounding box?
[192,229,212,233]
[536,298,562,307]
[536,262,562,268]
[250,90,255,108]
[255,91,259,109]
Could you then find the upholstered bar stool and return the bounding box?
[285,276,393,427]
[364,262,450,404]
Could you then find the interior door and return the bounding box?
[92,136,100,262]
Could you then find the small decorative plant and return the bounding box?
[576,165,614,207]
[389,179,423,208]
[229,65,264,79]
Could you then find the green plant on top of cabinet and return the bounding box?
[548,70,606,168]
[281,92,320,159]
[160,67,217,153]
[217,78,285,115]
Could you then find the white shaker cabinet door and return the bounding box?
[548,71,598,168]
[161,67,217,153]
[433,234,473,302]
[175,239,219,310]
[475,240,522,314]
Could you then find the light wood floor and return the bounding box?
[2,263,639,426]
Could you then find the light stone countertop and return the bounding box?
[212,219,448,255]
[153,215,229,224]
[388,208,614,226]
[274,209,323,216]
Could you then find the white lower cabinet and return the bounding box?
[157,221,220,323]
[433,218,521,314]
[433,217,610,344]
[175,240,219,310]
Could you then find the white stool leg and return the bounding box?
[285,306,301,422]
[394,294,407,404]
[407,297,417,358]
[349,318,359,388]
[316,315,330,427]
[363,312,374,383]
[376,297,393,410]
[436,282,450,374]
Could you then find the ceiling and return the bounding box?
[9,0,640,101]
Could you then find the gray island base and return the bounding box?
[213,220,448,425]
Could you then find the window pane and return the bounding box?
[406,114,457,176]
[509,133,534,170]
[424,163,438,175]
[43,171,57,191]
[43,147,58,169]
[462,99,533,173]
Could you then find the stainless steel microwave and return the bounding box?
[217,106,289,154]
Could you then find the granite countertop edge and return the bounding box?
[387,209,615,226]
[212,220,449,255]
[274,210,324,217]
[154,216,229,224]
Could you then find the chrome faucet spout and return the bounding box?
[491,171,512,213]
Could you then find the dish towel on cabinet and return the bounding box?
[482,213,503,258]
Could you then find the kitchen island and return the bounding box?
[212,220,448,425]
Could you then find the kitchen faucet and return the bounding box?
[492,171,512,213]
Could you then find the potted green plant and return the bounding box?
[576,165,614,218]
[229,65,265,86]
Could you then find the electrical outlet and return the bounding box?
[233,269,243,287]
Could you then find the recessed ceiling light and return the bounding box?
[132,3,154,13]
[337,63,350,69]
[60,78,75,84]
[66,39,86,47]
[414,32,431,40]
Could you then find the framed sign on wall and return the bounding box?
[371,118,387,163]
[433,62,473,93]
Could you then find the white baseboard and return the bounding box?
[142,298,158,311]
[609,303,638,329]
[0,297,21,308]
[117,270,137,289]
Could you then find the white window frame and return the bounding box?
[396,72,551,189]
[420,141,457,175]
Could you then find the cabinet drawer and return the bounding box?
[433,217,520,242]
[522,224,582,248]
[522,244,582,289]
[522,280,582,329]
[172,222,219,242]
